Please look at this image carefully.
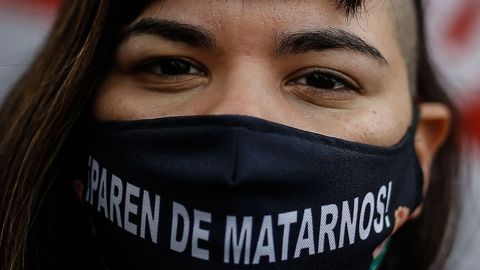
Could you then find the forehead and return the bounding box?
[133,1,402,68]
[139,0,391,30]
[136,1,396,49]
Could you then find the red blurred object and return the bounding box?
[446,0,480,47]
[461,92,480,144]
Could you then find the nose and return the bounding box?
[200,62,283,123]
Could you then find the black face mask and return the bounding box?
[83,114,423,270]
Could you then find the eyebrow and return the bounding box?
[122,18,216,49]
[276,28,388,65]
[122,18,387,65]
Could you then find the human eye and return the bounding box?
[288,69,360,93]
[134,57,205,77]
[130,56,209,91]
[285,68,362,106]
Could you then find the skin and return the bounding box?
[91,0,450,227]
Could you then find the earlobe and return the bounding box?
[410,102,451,219]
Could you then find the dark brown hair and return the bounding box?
[0,1,459,269]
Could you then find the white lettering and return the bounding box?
[109,174,123,228]
[191,209,211,261]
[374,186,386,234]
[278,211,297,261]
[97,168,108,218]
[124,182,140,236]
[253,215,275,264]
[224,216,253,264]
[170,202,190,253]
[85,156,92,203]
[294,209,314,258]
[318,204,338,253]
[89,158,100,205]
[359,192,374,240]
[338,198,358,248]
[140,190,161,244]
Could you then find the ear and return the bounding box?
[410,102,451,219]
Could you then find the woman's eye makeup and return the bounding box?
[133,57,205,77]
[288,70,360,93]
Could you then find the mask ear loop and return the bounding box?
[369,238,392,270]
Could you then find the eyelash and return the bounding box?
[133,57,205,77]
[133,57,361,94]
[287,69,360,93]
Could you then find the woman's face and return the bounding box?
[94,0,413,147]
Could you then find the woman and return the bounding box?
[0,0,459,269]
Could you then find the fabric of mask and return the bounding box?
[82,113,423,270]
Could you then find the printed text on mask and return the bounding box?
[85,156,393,264]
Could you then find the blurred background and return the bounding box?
[0,0,479,269]
[425,1,480,269]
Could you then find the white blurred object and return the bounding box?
[445,147,480,270]
[0,3,54,102]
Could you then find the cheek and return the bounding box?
[351,65,413,146]
[92,75,144,121]
[92,69,193,121]
[339,86,412,147]
[334,107,410,147]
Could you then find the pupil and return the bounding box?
[160,59,190,75]
[305,73,336,89]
